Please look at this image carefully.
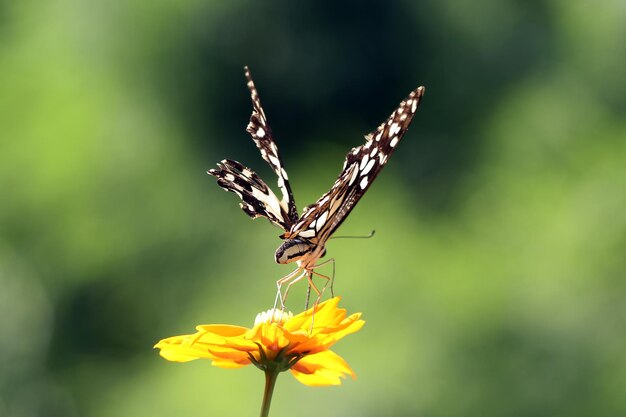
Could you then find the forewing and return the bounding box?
[208,159,291,231]
[290,86,425,243]
[244,67,299,225]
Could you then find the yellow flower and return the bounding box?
[155,297,364,386]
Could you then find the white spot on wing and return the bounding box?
[256,127,265,138]
[390,123,400,136]
[348,164,359,185]
[361,159,376,176]
[370,147,378,157]
[359,154,369,170]
[359,176,369,189]
[411,99,417,113]
[316,211,328,231]
[269,155,280,167]
[251,187,282,219]
[299,229,315,238]
[390,137,399,147]
[281,168,289,180]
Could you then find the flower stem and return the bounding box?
[259,370,279,417]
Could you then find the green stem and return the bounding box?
[259,370,279,417]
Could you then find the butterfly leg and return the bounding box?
[309,270,332,309]
[305,272,323,297]
[280,269,309,308]
[304,283,312,310]
[274,267,304,310]
[304,257,336,309]
[311,257,336,298]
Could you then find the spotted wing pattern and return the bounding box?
[208,67,425,243]
[244,67,299,225]
[288,86,425,243]
[208,67,299,231]
[208,159,292,231]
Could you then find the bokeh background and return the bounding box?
[1,0,625,416]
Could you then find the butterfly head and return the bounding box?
[275,237,326,265]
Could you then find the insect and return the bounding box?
[208,67,424,307]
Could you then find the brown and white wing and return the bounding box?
[244,66,299,225]
[208,159,292,231]
[207,67,299,231]
[289,86,425,243]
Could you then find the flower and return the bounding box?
[154,297,364,386]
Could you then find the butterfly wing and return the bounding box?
[208,67,299,231]
[244,67,299,225]
[289,86,425,243]
[209,159,293,230]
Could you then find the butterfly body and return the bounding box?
[208,67,424,305]
[275,237,326,265]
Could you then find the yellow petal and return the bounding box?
[155,297,364,385]
[289,317,365,355]
[318,312,363,335]
[195,324,248,336]
[157,348,201,362]
[206,346,252,363]
[155,339,219,362]
[284,297,341,332]
[246,322,290,353]
[290,350,355,386]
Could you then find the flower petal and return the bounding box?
[245,322,291,356]
[206,345,253,363]
[155,337,220,362]
[155,297,364,386]
[284,297,342,333]
[288,315,365,355]
[196,324,248,336]
[290,350,355,386]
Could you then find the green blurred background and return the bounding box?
[1,0,625,416]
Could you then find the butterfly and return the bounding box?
[208,67,424,307]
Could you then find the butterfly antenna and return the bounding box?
[330,230,376,240]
